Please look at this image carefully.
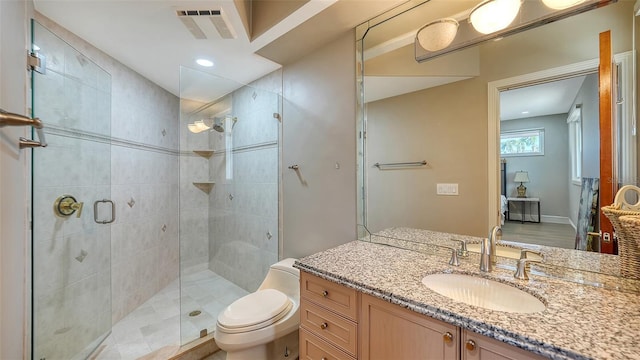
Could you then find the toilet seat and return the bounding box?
[217,289,293,334]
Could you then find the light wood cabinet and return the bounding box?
[461,330,546,360]
[300,271,359,360]
[360,293,459,360]
[299,271,549,360]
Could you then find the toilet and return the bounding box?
[214,258,300,360]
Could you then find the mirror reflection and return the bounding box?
[357,0,637,258]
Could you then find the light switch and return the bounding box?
[437,183,459,196]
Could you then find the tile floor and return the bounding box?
[93,269,248,360]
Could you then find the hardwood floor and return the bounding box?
[501,221,576,249]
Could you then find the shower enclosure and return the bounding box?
[179,66,282,344]
[30,18,282,357]
[31,20,112,360]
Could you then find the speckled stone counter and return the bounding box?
[295,240,640,360]
[373,227,620,276]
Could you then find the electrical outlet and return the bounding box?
[437,183,459,195]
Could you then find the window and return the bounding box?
[567,105,582,183]
[500,129,544,156]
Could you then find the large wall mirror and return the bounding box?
[356,0,638,259]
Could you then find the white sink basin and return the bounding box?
[466,244,543,262]
[421,273,546,313]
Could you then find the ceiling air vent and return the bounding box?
[176,9,236,40]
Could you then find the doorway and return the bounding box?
[499,74,597,249]
[488,51,635,253]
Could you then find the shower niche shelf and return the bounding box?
[193,150,214,159]
[192,182,215,194]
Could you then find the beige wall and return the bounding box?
[364,1,634,237]
[0,1,32,358]
[282,30,357,258]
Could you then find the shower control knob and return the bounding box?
[54,195,84,218]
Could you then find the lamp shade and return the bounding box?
[469,0,522,35]
[541,0,586,10]
[416,18,459,52]
[514,171,530,183]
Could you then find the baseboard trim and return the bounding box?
[540,215,571,225]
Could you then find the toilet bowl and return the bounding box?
[214,258,300,360]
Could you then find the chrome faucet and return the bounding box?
[480,225,502,272]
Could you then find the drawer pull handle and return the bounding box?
[320,322,328,330]
[466,340,476,351]
[321,358,327,360]
[322,290,329,297]
[443,331,453,344]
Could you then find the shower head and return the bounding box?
[211,116,238,132]
[212,118,225,133]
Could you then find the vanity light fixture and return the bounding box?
[469,0,522,35]
[416,18,459,52]
[541,0,586,10]
[187,118,213,133]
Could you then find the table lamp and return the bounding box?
[514,171,530,198]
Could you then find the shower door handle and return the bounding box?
[94,199,115,224]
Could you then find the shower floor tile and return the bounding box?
[93,269,248,360]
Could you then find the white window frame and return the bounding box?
[567,105,582,185]
[500,128,545,157]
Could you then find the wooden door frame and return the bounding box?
[599,30,615,254]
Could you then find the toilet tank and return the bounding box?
[258,258,299,300]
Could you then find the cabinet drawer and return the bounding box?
[301,299,358,356]
[300,328,356,360]
[300,271,358,321]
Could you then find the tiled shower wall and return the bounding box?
[179,97,216,274]
[36,14,180,324]
[208,71,281,292]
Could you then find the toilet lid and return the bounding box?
[217,289,292,330]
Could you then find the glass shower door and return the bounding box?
[31,20,112,360]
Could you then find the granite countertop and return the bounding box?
[295,240,640,360]
[373,227,621,277]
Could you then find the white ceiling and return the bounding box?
[500,76,587,121]
[33,0,334,101]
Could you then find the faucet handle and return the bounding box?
[519,249,544,261]
[446,247,460,266]
[450,238,468,257]
[514,251,543,280]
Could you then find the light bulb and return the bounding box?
[469,0,522,35]
[541,0,585,10]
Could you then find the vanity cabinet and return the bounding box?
[461,330,546,360]
[299,271,549,360]
[300,271,359,360]
[360,293,459,360]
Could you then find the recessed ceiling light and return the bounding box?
[522,111,530,114]
[196,58,214,67]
